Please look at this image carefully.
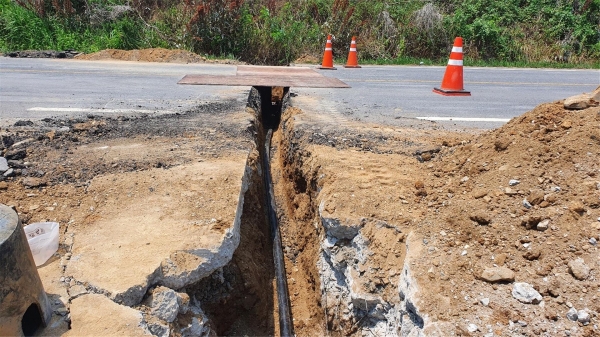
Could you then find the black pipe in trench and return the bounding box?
[262,128,294,337]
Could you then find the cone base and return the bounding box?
[433,87,471,96]
[344,65,361,68]
[318,66,337,70]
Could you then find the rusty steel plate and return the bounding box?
[178,65,350,88]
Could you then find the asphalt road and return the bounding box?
[1,57,598,129]
[303,65,600,129]
[0,58,246,123]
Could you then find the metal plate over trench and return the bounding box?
[178,65,350,88]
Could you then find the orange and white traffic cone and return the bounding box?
[318,34,336,70]
[344,36,361,68]
[433,37,470,96]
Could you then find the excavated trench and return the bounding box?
[183,86,414,336]
[184,86,325,336]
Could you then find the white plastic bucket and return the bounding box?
[24,222,59,266]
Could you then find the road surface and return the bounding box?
[1,57,598,129]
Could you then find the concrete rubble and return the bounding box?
[318,200,400,336]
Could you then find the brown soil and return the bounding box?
[74,48,243,64]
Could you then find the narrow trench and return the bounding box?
[186,86,324,336]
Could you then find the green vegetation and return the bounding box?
[1,0,598,67]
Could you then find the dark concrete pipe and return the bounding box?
[0,204,52,336]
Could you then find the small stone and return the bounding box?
[590,238,597,246]
[22,177,45,188]
[505,187,517,195]
[523,199,532,209]
[512,282,542,304]
[568,258,590,280]
[461,250,467,256]
[552,186,561,192]
[480,267,515,283]
[495,253,507,265]
[54,308,68,316]
[4,149,26,161]
[577,310,591,325]
[523,248,541,260]
[528,190,545,205]
[3,168,14,177]
[509,179,520,186]
[0,182,8,190]
[472,189,488,199]
[480,298,490,306]
[467,323,478,332]
[569,201,585,213]
[537,219,550,231]
[0,157,8,172]
[470,211,491,225]
[566,307,578,321]
[517,320,528,327]
[494,138,510,151]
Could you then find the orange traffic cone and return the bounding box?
[344,36,361,68]
[319,34,336,70]
[433,37,470,96]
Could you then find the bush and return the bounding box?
[1,0,598,65]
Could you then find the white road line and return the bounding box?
[417,117,511,122]
[28,107,175,114]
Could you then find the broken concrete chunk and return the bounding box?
[149,286,180,323]
[512,282,542,304]
[480,267,515,283]
[181,317,212,337]
[147,320,170,337]
[568,258,590,280]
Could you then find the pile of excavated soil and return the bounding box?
[75,48,242,64]
[266,100,599,336]
[409,102,600,335]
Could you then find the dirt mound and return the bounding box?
[293,53,319,64]
[74,48,242,64]
[411,101,600,335]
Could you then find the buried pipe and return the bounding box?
[263,129,294,337]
